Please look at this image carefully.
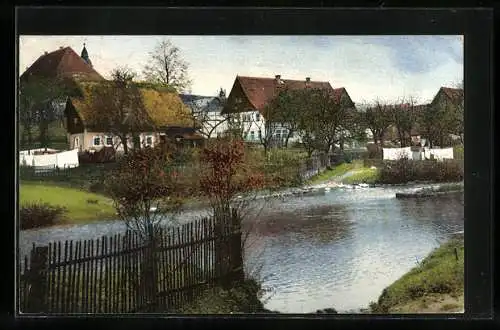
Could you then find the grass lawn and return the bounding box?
[307,160,363,185]
[369,238,464,313]
[20,181,117,225]
[341,167,380,184]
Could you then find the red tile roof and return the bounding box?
[20,47,104,82]
[235,75,335,111]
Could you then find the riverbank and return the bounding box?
[369,237,464,314]
[20,181,117,226]
[395,182,464,199]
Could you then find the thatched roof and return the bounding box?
[69,81,195,129]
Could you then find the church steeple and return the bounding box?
[80,43,93,67]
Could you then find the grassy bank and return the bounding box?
[307,160,363,185]
[341,167,380,184]
[20,181,117,226]
[369,238,464,314]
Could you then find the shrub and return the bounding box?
[78,147,116,164]
[20,202,67,230]
[377,159,463,184]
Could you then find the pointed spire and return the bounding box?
[81,42,92,67]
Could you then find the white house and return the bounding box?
[222,75,355,147]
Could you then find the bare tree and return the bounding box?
[86,67,153,154]
[389,96,420,148]
[190,89,230,139]
[361,99,393,147]
[143,39,192,93]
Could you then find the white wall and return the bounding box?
[202,112,229,138]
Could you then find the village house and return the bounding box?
[179,89,229,139]
[21,44,201,153]
[430,86,464,143]
[65,80,199,152]
[221,75,355,147]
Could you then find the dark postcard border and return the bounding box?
[11,6,494,325]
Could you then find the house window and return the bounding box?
[256,113,260,121]
[105,136,113,147]
[74,137,80,149]
[93,136,101,146]
[250,131,255,140]
[145,135,153,146]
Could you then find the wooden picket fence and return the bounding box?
[19,213,243,314]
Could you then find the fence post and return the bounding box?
[26,246,49,313]
[229,208,244,284]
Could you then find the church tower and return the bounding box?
[80,43,93,67]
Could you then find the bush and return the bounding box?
[78,147,116,164]
[377,159,463,184]
[20,202,67,230]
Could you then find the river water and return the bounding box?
[19,184,464,314]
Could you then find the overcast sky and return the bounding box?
[19,35,463,104]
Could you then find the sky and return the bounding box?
[19,35,463,104]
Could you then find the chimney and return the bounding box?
[306,77,311,83]
[275,75,281,81]
[44,51,48,55]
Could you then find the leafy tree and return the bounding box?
[18,77,68,151]
[142,39,192,93]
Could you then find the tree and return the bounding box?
[389,97,420,148]
[198,138,266,283]
[143,39,192,93]
[361,99,393,147]
[104,145,184,309]
[18,77,68,151]
[450,82,464,144]
[271,88,302,148]
[311,88,346,154]
[279,88,346,156]
[190,88,230,139]
[86,67,153,154]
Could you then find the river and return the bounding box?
[19,184,464,314]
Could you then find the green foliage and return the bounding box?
[370,238,464,313]
[19,77,69,149]
[20,201,67,230]
[453,145,464,160]
[20,182,116,225]
[342,168,380,184]
[307,161,359,185]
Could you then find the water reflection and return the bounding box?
[19,187,464,314]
